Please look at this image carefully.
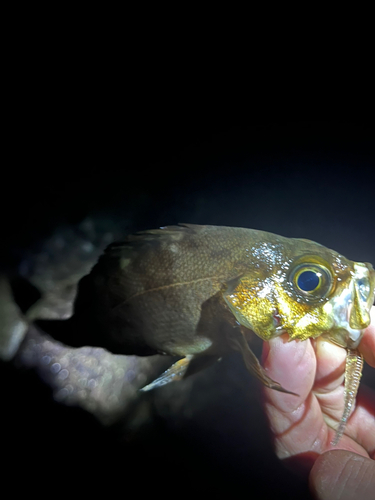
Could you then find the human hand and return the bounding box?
[261,306,375,498]
[309,450,375,500]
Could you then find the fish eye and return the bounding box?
[291,263,332,299]
[297,270,321,292]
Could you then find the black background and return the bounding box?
[5,120,374,264]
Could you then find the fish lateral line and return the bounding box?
[111,274,230,310]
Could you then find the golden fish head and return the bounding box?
[223,239,375,348]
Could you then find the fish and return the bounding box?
[38,224,375,444]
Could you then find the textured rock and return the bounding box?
[16,324,165,424]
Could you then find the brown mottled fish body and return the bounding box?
[81,224,373,354]
[72,224,374,444]
[90,224,251,357]
[86,224,290,357]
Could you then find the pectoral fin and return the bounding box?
[140,354,220,392]
[230,329,299,395]
[331,349,363,446]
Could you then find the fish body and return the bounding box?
[55,224,374,443]
[75,224,374,358]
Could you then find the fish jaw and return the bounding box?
[323,262,375,349]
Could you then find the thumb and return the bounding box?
[309,450,375,500]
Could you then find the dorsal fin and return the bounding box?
[101,223,204,260]
[77,223,206,313]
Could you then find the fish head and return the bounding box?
[223,237,375,348]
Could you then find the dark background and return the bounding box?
[5,120,374,263]
[2,119,374,498]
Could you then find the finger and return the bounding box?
[309,450,375,500]
[342,384,375,455]
[262,336,325,459]
[312,337,346,392]
[262,335,316,403]
[313,337,375,455]
[359,306,375,368]
[312,338,347,433]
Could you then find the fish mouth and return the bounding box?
[324,262,374,349]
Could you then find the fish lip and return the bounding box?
[368,263,375,304]
[324,262,375,348]
[323,283,359,348]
